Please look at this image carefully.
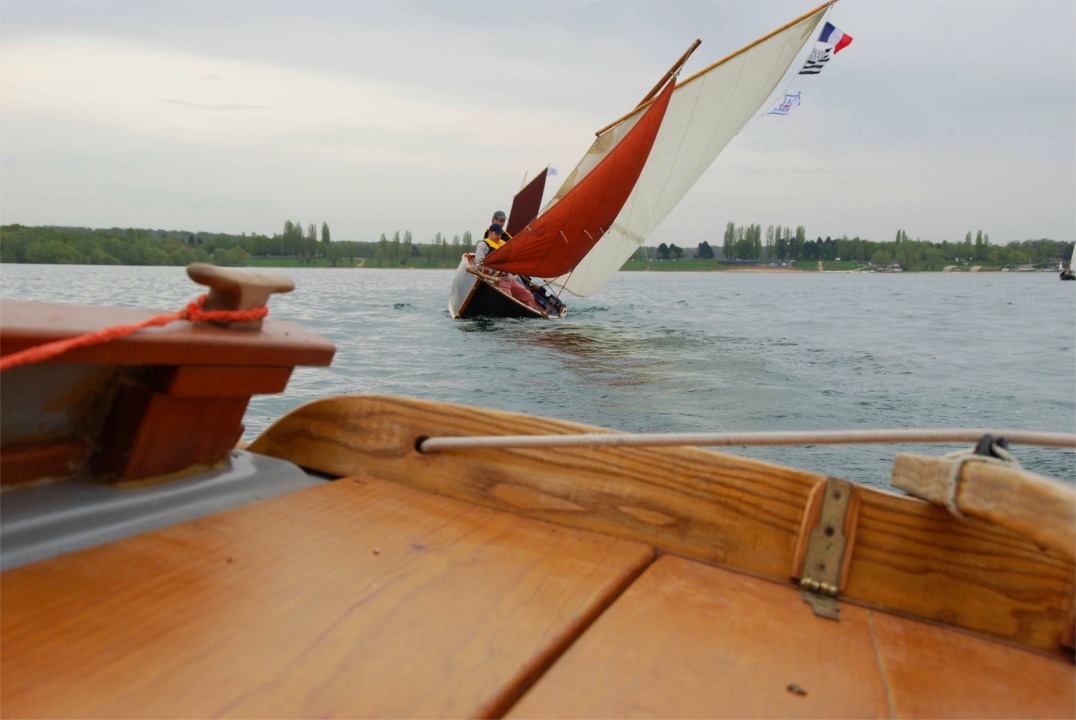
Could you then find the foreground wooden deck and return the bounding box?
[3,474,1072,718]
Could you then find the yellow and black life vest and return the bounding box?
[482,236,508,252]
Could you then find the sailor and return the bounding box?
[474,223,508,269]
[482,211,512,243]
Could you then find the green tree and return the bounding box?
[327,242,347,267]
[215,246,251,266]
[722,221,735,260]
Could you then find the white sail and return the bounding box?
[545,4,830,297]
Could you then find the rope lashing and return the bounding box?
[0,295,269,372]
[418,429,1076,454]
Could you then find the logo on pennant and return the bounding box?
[767,92,802,116]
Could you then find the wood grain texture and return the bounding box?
[91,386,248,480]
[893,453,1076,560]
[508,555,1075,719]
[871,610,1076,719]
[1,477,653,718]
[508,554,893,719]
[248,395,1075,656]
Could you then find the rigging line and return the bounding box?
[419,429,1076,454]
[552,266,575,300]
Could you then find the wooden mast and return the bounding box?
[634,39,700,110]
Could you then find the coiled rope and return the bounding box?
[0,295,268,372]
[419,428,1076,453]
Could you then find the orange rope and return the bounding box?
[0,295,269,372]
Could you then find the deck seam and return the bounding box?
[490,548,658,719]
[867,608,898,719]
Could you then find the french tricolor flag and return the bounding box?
[819,22,853,54]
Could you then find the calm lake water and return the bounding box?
[2,264,1074,487]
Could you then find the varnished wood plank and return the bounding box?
[892,452,1076,559]
[247,395,1075,656]
[871,611,1076,719]
[0,439,87,486]
[1,477,653,718]
[848,494,1073,656]
[507,555,892,719]
[163,365,293,397]
[91,387,248,481]
[0,300,335,367]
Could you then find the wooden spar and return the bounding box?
[631,39,701,113]
[595,0,837,137]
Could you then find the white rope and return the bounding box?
[419,429,1076,453]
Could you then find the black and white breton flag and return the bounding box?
[799,46,832,75]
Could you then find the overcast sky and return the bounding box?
[2,0,1073,248]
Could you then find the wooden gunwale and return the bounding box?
[248,394,1076,658]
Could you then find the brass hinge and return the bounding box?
[794,477,857,621]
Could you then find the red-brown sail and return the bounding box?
[483,80,674,278]
[505,170,548,237]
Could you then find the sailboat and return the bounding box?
[448,1,836,319]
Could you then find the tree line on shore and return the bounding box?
[1,222,1071,271]
[650,224,1073,271]
[0,222,476,268]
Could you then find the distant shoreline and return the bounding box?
[720,267,802,273]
